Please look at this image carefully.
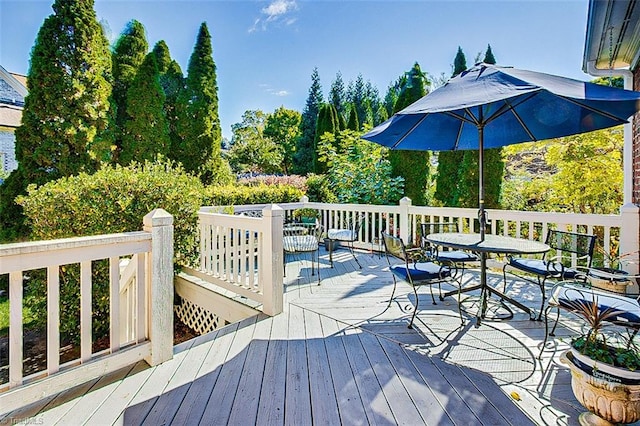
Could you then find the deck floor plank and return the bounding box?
[5,249,614,426]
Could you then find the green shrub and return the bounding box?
[304,173,337,203]
[17,159,204,343]
[203,183,303,206]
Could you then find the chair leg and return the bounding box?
[536,279,546,321]
[538,305,553,360]
[386,275,398,310]
[329,238,334,268]
[549,306,561,336]
[409,286,419,329]
[429,285,437,305]
[315,249,320,285]
[348,241,362,269]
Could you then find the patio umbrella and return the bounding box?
[362,62,640,240]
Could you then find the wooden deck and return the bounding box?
[2,247,606,425]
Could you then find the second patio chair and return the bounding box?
[420,222,479,283]
[381,232,463,328]
[327,215,363,269]
[283,222,324,285]
[503,229,596,320]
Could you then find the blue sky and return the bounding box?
[1,0,592,140]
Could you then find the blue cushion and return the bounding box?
[390,261,451,283]
[553,284,640,324]
[437,250,478,263]
[327,229,356,241]
[509,258,580,279]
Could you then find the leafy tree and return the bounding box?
[173,22,222,177]
[112,19,148,162]
[389,62,432,205]
[294,67,323,174]
[501,127,623,214]
[120,53,170,164]
[314,103,340,172]
[227,110,282,174]
[263,106,301,174]
[435,47,467,206]
[348,74,376,129]
[0,0,113,241]
[318,130,404,205]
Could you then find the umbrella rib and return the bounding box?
[503,99,537,141]
[446,109,478,125]
[559,95,629,123]
[484,92,539,124]
[390,113,430,149]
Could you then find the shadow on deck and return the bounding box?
[2,246,612,425]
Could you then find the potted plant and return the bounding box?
[560,292,640,425]
[588,249,639,294]
[292,208,319,224]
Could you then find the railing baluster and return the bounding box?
[9,271,23,388]
[47,266,60,374]
[110,257,120,353]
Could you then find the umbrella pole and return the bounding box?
[478,124,487,326]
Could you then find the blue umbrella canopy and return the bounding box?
[363,63,640,151]
[362,63,640,241]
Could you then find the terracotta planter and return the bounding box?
[561,349,640,425]
[588,268,630,294]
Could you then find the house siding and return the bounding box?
[0,129,18,172]
[634,70,640,205]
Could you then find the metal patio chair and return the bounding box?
[420,222,479,282]
[381,231,463,328]
[503,229,596,320]
[283,222,324,285]
[327,215,363,269]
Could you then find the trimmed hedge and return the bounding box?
[17,160,204,343]
[204,183,304,206]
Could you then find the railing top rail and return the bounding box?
[0,231,151,257]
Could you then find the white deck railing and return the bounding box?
[203,197,633,271]
[0,209,174,414]
[188,205,283,315]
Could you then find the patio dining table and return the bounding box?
[426,232,550,325]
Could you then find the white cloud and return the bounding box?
[249,0,298,33]
[272,90,290,97]
[261,84,290,97]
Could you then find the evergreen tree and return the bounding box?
[112,20,148,162]
[348,74,367,130]
[389,63,432,205]
[346,105,359,131]
[483,44,496,64]
[329,71,346,118]
[152,41,184,165]
[0,0,113,240]
[293,67,323,174]
[120,53,170,164]
[173,22,223,176]
[314,103,339,173]
[435,47,467,206]
[458,45,504,208]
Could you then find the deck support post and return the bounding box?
[262,204,284,315]
[143,209,174,366]
[399,197,412,244]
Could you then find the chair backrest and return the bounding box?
[420,222,459,250]
[381,231,408,263]
[545,230,596,267]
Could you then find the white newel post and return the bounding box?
[300,195,309,204]
[262,204,284,315]
[620,203,640,275]
[399,197,412,244]
[143,209,174,366]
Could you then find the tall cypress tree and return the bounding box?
[435,47,467,206]
[314,103,339,173]
[152,41,184,165]
[293,67,323,174]
[0,0,113,240]
[346,104,359,131]
[457,44,504,208]
[389,62,431,205]
[173,22,222,175]
[329,71,346,119]
[120,53,170,164]
[111,19,148,163]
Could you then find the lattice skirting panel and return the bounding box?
[174,297,227,335]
